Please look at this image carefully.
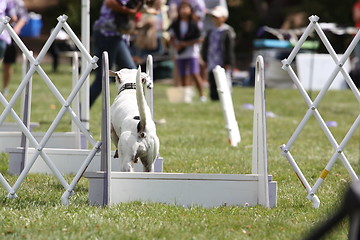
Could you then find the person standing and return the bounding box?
[89,0,143,107]
[201,5,235,101]
[2,0,28,96]
[131,0,164,64]
[168,0,206,102]
[202,0,227,33]
[0,0,16,62]
[168,0,206,88]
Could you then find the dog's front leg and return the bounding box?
[118,147,135,172]
[111,125,119,158]
[120,152,135,172]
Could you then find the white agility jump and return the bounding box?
[6,53,162,176]
[0,15,100,205]
[0,52,85,152]
[280,15,360,208]
[0,35,86,154]
[85,54,277,208]
[0,12,275,207]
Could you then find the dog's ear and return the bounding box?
[109,70,117,77]
[141,73,153,89]
[109,70,121,83]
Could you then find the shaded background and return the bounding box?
[23,0,357,70]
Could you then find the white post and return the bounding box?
[20,51,33,122]
[145,55,154,118]
[81,0,90,131]
[0,14,101,203]
[101,52,111,205]
[213,65,241,147]
[72,52,81,148]
[252,56,269,207]
[20,52,32,172]
[20,53,27,119]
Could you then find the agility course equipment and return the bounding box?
[280,15,359,208]
[303,181,360,240]
[80,0,90,130]
[0,12,274,207]
[85,54,277,208]
[7,147,163,175]
[0,15,102,205]
[0,10,160,205]
[213,65,241,147]
[6,53,162,175]
[296,53,350,91]
[0,42,85,153]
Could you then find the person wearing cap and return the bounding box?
[2,0,28,97]
[0,0,16,61]
[201,5,235,101]
[202,0,227,33]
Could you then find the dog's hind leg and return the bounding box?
[111,124,119,158]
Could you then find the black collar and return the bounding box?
[118,83,136,94]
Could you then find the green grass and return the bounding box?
[0,62,358,239]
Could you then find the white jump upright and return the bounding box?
[7,52,162,176]
[80,0,90,131]
[0,36,86,153]
[18,52,32,173]
[252,56,270,208]
[100,51,111,205]
[85,54,276,208]
[145,55,154,118]
[280,15,360,208]
[0,15,101,205]
[0,52,38,151]
[213,65,241,147]
[71,51,82,148]
[6,52,86,175]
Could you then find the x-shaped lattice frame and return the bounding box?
[0,15,101,205]
[280,15,360,208]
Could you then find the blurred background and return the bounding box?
[22,0,354,69]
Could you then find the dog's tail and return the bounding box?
[136,66,149,133]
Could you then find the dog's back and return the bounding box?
[110,68,159,172]
[111,86,139,137]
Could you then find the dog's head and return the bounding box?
[109,68,153,91]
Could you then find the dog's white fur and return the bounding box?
[110,67,159,172]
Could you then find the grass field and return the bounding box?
[0,62,359,239]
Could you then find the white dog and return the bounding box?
[110,67,159,172]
